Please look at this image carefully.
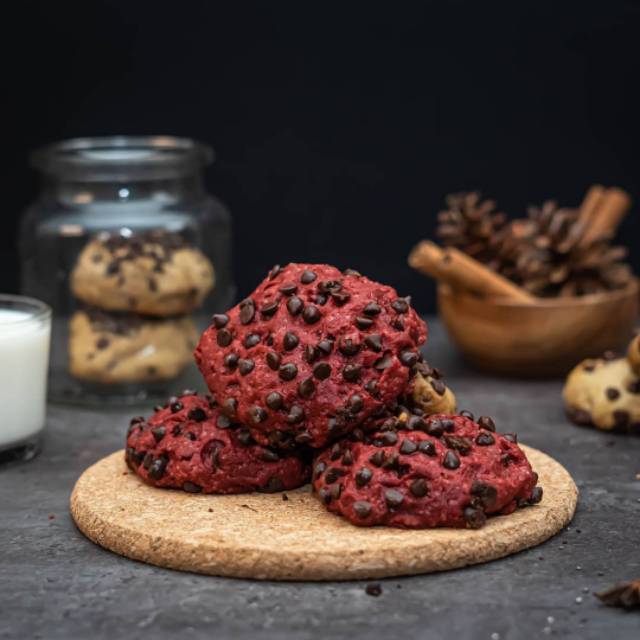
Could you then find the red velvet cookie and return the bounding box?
[312,412,541,528]
[125,393,310,494]
[195,263,427,449]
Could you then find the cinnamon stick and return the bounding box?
[578,187,631,247]
[408,240,536,303]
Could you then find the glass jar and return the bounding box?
[20,136,235,405]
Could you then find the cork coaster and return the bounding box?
[70,446,577,581]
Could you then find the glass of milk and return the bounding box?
[0,294,51,464]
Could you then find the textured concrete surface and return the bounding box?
[1,320,639,640]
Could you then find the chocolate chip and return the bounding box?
[281,331,299,351]
[260,477,285,493]
[503,433,518,444]
[188,407,207,422]
[348,394,363,413]
[363,302,382,316]
[470,480,497,508]
[382,452,400,470]
[529,486,544,504]
[264,392,283,411]
[216,414,232,429]
[148,456,168,480]
[476,432,495,446]
[343,364,361,382]
[304,345,319,363]
[298,377,316,398]
[353,501,372,519]
[216,328,233,347]
[399,439,417,455]
[279,363,298,380]
[261,300,280,318]
[460,410,475,420]
[319,487,332,504]
[355,467,373,487]
[170,401,183,413]
[384,489,404,509]
[183,481,202,493]
[443,450,460,469]
[407,415,426,431]
[477,416,496,432]
[151,426,166,442]
[417,440,436,456]
[236,429,253,445]
[327,417,342,435]
[324,467,344,484]
[331,291,351,306]
[266,351,281,370]
[606,387,621,401]
[251,406,268,424]
[279,283,298,296]
[239,298,256,324]
[410,478,429,497]
[400,351,420,367]
[313,461,327,479]
[425,418,444,437]
[96,337,110,350]
[244,334,261,348]
[295,431,313,444]
[268,264,282,280]
[330,483,342,500]
[222,398,238,418]
[374,353,393,370]
[317,339,333,355]
[318,279,342,293]
[369,450,385,467]
[464,506,487,529]
[224,353,239,370]
[364,380,380,397]
[431,379,446,395]
[339,337,360,356]
[364,334,382,352]
[343,268,361,276]
[391,298,409,314]
[300,269,317,284]
[257,448,280,463]
[185,432,197,441]
[238,358,255,376]
[287,405,305,424]
[627,380,640,394]
[392,318,404,331]
[382,431,398,446]
[356,316,374,329]
[613,410,630,428]
[287,296,304,316]
[312,362,332,380]
[443,434,473,455]
[341,450,354,465]
[302,305,321,324]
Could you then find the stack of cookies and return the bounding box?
[125,263,543,529]
[69,230,214,385]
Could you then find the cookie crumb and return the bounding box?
[365,583,382,597]
[282,493,289,501]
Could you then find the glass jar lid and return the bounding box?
[30,136,214,182]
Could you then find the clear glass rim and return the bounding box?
[30,135,214,181]
[0,294,52,325]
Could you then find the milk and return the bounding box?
[0,306,51,451]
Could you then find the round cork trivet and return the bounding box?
[70,446,577,581]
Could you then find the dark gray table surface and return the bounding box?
[2,320,639,640]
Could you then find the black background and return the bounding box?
[4,0,640,313]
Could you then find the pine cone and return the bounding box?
[493,201,632,296]
[436,192,507,264]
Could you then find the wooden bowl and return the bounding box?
[438,281,639,377]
